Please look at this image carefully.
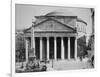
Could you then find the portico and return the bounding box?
[24,15,78,61]
[25,35,77,61]
[37,36,77,60]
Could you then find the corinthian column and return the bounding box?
[25,39,28,63]
[75,37,77,60]
[61,37,64,59]
[40,37,42,60]
[47,37,49,60]
[68,37,70,60]
[54,37,57,60]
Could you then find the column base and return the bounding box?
[74,58,78,61]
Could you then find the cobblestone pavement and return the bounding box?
[46,58,93,71]
[15,58,93,72]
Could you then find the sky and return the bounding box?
[15,4,93,35]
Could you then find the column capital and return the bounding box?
[54,37,56,40]
[75,36,77,39]
[47,37,49,40]
[68,37,70,40]
[25,37,30,40]
[40,37,43,40]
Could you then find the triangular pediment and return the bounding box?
[34,18,75,32]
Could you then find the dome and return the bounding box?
[45,9,76,16]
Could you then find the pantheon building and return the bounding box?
[24,11,87,62]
